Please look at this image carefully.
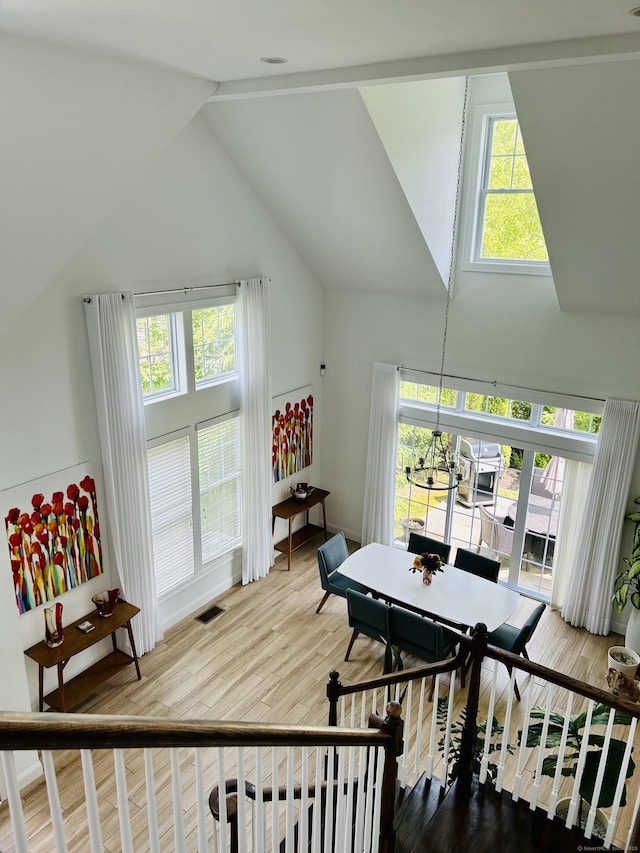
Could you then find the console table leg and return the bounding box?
[126,621,142,680]
[38,666,44,712]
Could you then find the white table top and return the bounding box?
[339,543,519,632]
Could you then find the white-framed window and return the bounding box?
[136,313,184,400]
[396,375,601,600]
[193,304,237,389]
[147,430,195,596]
[198,415,242,564]
[462,101,550,276]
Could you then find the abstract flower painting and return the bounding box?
[272,386,313,482]
[4,469,103,613]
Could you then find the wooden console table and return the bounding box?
[24,600,141,712]
[272,487,330,570]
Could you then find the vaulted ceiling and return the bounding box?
[2,0,640,328]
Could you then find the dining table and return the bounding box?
[339,543,519,633]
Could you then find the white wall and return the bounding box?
[0,109,324,712]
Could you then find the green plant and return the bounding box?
[522,703,635,818]
[613,496,640,612]
[436,697,515,785]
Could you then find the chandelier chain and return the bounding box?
[435,75,469,431]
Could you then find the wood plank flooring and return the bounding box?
[0,538,627,851]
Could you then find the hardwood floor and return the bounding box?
[0,537,627,851]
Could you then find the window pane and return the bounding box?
[400,381,457,409]
[481,193,548,261]
[198,418,241,563]
[136,315,175,397]
[147,435,195,595]
[193,305,236,387]
[491,118,518,156]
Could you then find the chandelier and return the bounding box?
[405,79,468,493]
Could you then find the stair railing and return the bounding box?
[0,710,403,853]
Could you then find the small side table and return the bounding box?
[24,600,141,712]
[272,487,330,570]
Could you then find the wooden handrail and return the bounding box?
[0,711,394,751]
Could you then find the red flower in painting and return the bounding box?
[60,535,68,548]
[30,511,41,525]
[51,491,64,504]
[64,502,74,516]
[51,502,64,516]
[307,395,313,407]
[31,493,44,510]
[40,503,51,517]
[52,552,64,566]
[37,530,49,546]
[22,522,33,536]
[67,484,80,502]
[78,496,89,512]
[8,532,21,548]
[19,514,34,530]
[80,476,95,493]
[94,523,100,539]
[6,507,20,525]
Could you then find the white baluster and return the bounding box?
[171,748,186,853]
[42,750,68,853]
[113,748,133,853]
[512,678,534,802]
[194,748,209,853]
[362,746,375,853]
[370,747,384,853]
[286,746,295,853]
[398,680,412,787]
[584,706,615,839]
[324,746,335,853]
[217,747,228,853]
[271,746,278,852]
[566,699,595,829]
[334,745,347,850]
[479,661,499,784]
[605,716,637,849]
[495,672,516,792]
[236,747,248,853]
[548,691,573,819]
[254,747,265,853]
[342,744,356,853]
[1,751,29,853]
[624,759,640,853]
[144,748,160,853]
[352,745,366,853]
[80,749,103,853]
[299,747,309,853]
[439,674,456,788]
[529,681,553,811]
[417,677,429,779]
[311,747,323,853]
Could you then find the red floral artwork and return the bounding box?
[272,392,313,482]
[5,474,103,614]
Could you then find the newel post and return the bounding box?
[378,700,404,853]
[457,622,488,793]
[326,670,341,727]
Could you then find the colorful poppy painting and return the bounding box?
[4,472,103,613]
[272,387,313,482]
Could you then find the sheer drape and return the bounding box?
[361,363,400,546]
[562,398,640,634]
[84,293,163,654]
[237,277,274,584]
[550,459,592,609]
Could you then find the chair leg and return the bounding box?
[428,675,436,702]
[315,592,331,614]
[522,648,530,660]
[344,628,359,661]
[505,664,521,701]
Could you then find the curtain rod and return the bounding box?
[398,365,605,404]
[135,281,239,297]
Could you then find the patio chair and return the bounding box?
[454,547,500,583]
[344,589,393,673]
[486,602,546,700]
[388,605,459,700]
[478,505,514,562]
[315,532,370,614]
[407,532,451,564]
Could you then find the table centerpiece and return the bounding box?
[409,551,444,585]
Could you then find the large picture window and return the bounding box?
[396,378,601,600]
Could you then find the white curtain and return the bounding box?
[550,459,592,609]
[84,293,163,655]
[361,362,400,546]
[237,277,274,584]
[562,398,640,635]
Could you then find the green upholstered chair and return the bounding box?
[344,589,393,673]
[389,605,459,700]
[407,532,451,564]
[315,532,370,614]
[454,547,500,583]
[486,603,546,700]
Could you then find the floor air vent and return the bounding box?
[196,605,225,624]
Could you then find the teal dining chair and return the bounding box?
[344,589,393,673]
[454,547,500,583]
[389,605,459,700]
[486,603,546,700]
[407,533,451,564]
[315,532,370,614]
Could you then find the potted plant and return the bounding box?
[522,702,635,839]
[612,496,640,652]
[436,697,515,785]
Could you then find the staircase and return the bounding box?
[394,772,622,853]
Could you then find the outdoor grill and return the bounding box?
[456,438,502,507]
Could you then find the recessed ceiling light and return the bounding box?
[630,6,640,15]
[260,56,288,64]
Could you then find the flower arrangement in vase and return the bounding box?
[409,552,444,585]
